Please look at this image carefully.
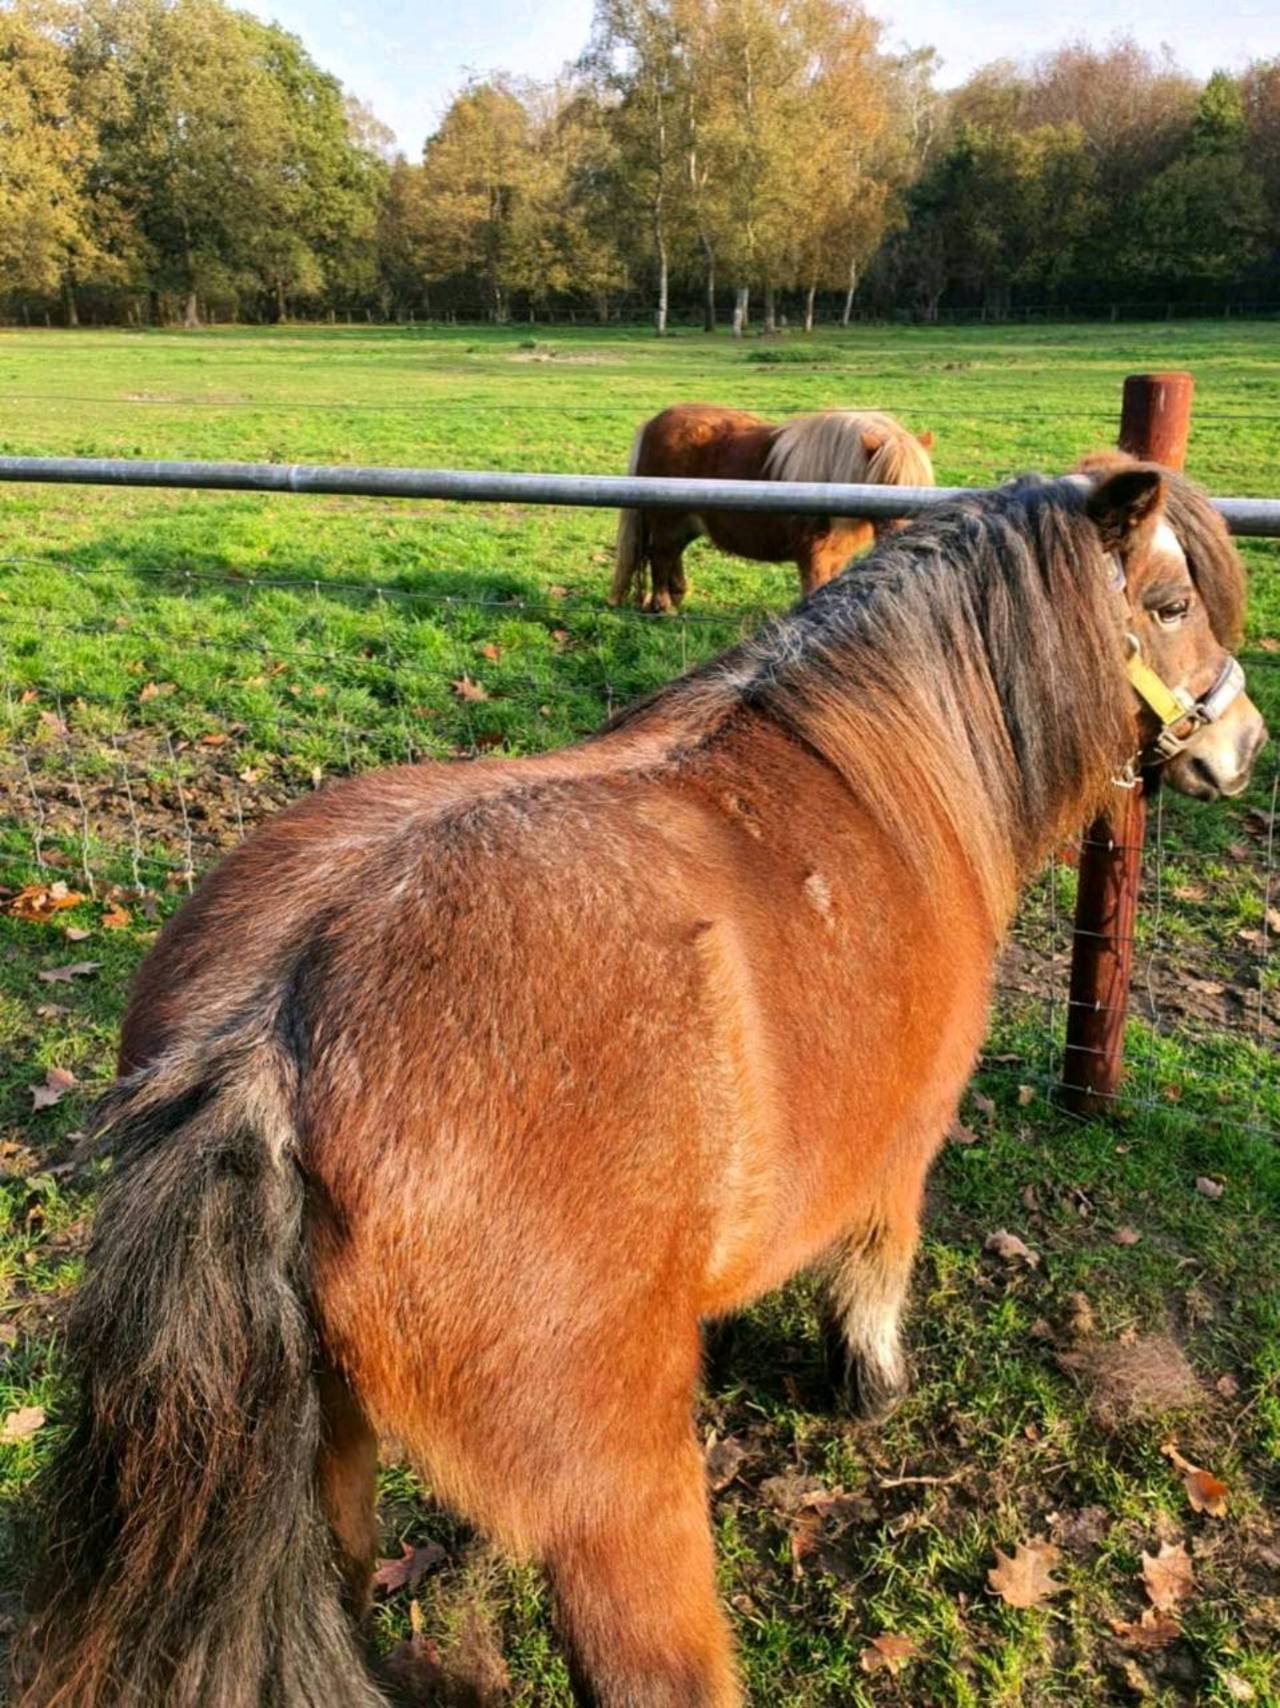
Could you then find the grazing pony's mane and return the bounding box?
[763,410,935,533]
[619,474,1243,929]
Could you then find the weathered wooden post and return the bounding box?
[1060,372,1195,1114]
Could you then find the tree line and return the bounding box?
[3,0,1278,328]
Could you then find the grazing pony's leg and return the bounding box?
[317,1366,380,1617]
[796,525,872,596]
[646,514,698,613]
[546,1432,739,1708]
[822,1171,926,1422]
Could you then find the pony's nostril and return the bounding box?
[1187,756,1222,797]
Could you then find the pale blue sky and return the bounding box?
[243,0,1279,154]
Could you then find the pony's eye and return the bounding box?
[1155,599,1191,626]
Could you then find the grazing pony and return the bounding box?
[610,404,936,611]
[20,468,1265,1708]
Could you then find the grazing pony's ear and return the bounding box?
[1085,467,1164,552]
[916,429,935,450]
[860,431,884,455]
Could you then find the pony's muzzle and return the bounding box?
[1165,695,1268,801]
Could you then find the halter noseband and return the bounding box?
[1108,552,1248,769]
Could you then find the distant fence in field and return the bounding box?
[1,405,1278,1140]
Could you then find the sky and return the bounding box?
[242,0,1279,155]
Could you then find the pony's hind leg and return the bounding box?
[822,1198,920,1424]
[317,1366,380,1617]
[546,1435,739,1707]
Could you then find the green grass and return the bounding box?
[1,320,1278,1705]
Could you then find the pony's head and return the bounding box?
[764,410,935,536]
[859,418,936,538]
[1081,459,1267,802]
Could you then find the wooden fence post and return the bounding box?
[1060,372,1195,1115]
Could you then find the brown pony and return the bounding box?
[20,468,1265,1708]
[610,404,936,611]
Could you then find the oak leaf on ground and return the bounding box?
[988,1538,1065,1607]
[859,1634,919,1674]
[37,962,100,984]
[1109,1608,1182,1650]
[452,675,489,702]
[984,1229,1041,1268]
[1141,1541,1194,1612]
[30,1066,77,1111]
[372,1540,446,1594]
[0,1405,45,1444]
[1161,1440,1228,1517]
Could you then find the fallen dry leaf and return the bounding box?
[1195,1177,1225,1200]
[859,1633,919,1674]
[63,926,91,942]
[479,642,502,662]
[7,883,85,922]
[0,1405,45,1444]
[988,1538,1065,1608]
[1141,1540,1194,1612]
[372,1540,446,1594]
[1215,1373,1240,1400]
[138,680,176,702]
[1223,1672,1256,1702]
[38,710,69,738]
[1161,1440,1229,1517]
[1109,1608,1182,1650]
[948,1119,978,1146]
[705,1433,747,1493]
[1017,1083,1035,1106]
[451,675,489,702]
[100,905,131,930]
[971,1090,996,1119]
[1112,1226,1142,1246]
[985,1229,1041,1268]
[37,961,100,984]
[30,1066,77,1111]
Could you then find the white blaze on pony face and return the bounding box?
[1127,519,1268,801]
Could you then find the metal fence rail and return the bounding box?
[2,455,1280,536]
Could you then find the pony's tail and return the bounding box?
[17,1039,384,1708]
[608,422,650,607]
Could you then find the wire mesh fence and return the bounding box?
[2,543,1277,1137]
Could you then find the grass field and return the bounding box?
[1,320,1278,1706]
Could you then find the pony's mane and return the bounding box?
[1075,453,1245,647]
[763,410,935,520]
[620,478,1138,929]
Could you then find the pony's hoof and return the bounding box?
[822,1315,907,1423]
[840,1358,909,1426]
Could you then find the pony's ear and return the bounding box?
[860,431,883,455]
[1085,467,1164,552]
[916,429,935,450]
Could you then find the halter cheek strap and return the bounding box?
[1127,648,1247,763]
